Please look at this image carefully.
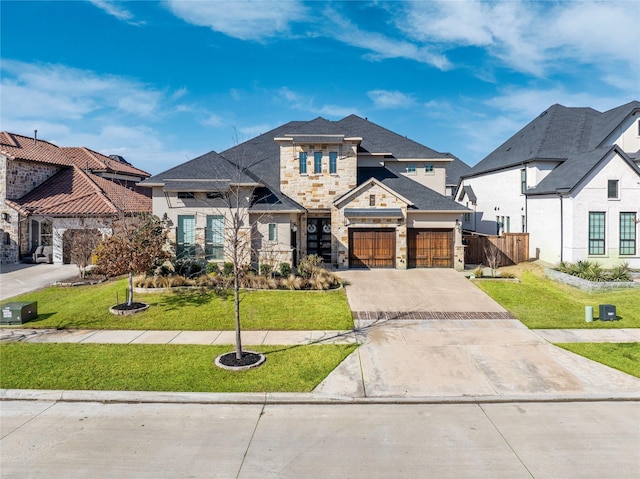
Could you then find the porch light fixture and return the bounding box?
[1,212,9,222]
[291,223,298,232]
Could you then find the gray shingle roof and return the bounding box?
[357,167,468,211]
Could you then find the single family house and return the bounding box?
[140,115,470,270]
[456,101,640,268]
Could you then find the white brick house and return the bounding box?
[457,101,640,268]
[140,115,470,270]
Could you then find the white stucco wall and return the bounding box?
[605,112,640,154]
[458,166,527,235]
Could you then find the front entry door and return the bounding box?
[306,218,332,263]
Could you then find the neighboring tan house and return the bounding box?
[456,101,640,268]
[140,115,470,270]
[1,132,151,264]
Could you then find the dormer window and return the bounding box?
[424,164,434,174]
[178,192,195,199]
[369,194,375,206]
[407,164,416,174]
[607,179,619,199]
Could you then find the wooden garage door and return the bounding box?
[349,229,396,268]
[408,229,453,268]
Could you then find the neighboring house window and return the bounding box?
[607,180,619,199]
[463,213,471,222]
[505,216,511,233]
[177,215,195,258]
[407,164,416,174]
[496,216,502,235]
[178,192,195,199]
[299,152,307,174]
[268,223,277,242]
[206,192,223,200]
[521,169,526,194]
[620,213,637,255]
[588,212,605,255]
[425,164,434,174]
[314,152,322,174]
[329,152,337,174]
[205,215,224,260]
[369,194,376,206]
[40,221,52,246]
[522,215,526,233]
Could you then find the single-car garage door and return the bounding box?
[408,229,453,268]
[349,228,396,268]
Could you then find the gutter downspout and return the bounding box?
[559,193,563,263]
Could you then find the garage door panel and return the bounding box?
[349,229,395,268]
[408,229,453,268]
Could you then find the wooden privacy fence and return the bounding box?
[464,233,529,266]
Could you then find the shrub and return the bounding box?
[297,254,324,279]
[260,263,272,277]
[205,262,220,275]
[473,266,484,278]
[174,259,202,278]
[223,262,234,277]
[609,263,631,282]
[279,262,291,277]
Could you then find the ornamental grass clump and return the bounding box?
[555,260,631,282]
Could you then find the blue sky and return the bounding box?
[2,1,639,174]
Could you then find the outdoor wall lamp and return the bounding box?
[291,223,298,232]
[1,212,9,222]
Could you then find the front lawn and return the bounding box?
[474,264,640,329]
[2,278,353,330]
[0,343,357,392]
[556,343,640,378]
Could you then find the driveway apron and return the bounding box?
[315,269,640,399]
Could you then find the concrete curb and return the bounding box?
[2,389,639,405]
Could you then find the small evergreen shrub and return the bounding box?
[279,262,291,277]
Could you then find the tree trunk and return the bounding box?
[127,271,134,306]
[234,269,243,360]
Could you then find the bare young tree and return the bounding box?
[67,229,101,279]
[483,241,502,277]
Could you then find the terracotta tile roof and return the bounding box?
[0,132,72,166]
[60,146,150,178]
[9,166,151,216]
[1,131,150,178]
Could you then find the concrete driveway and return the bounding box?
[337,269,506,315]
[0,263,78,301]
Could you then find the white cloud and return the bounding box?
[399,0,640,78]
[322,7,451,70]
[164,0,308,41]
[368,90,415,109]
[201,114,225,127]
[277,87,357,119]
[88,0,144,25]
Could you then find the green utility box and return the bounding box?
[1,302,38,325]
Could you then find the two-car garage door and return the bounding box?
[348,228,453,268]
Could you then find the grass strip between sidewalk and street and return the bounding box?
[473,264,640,329]
[2,278,353,331]
[0,343,357,392]
[555,343,640,378]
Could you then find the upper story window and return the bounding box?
[178,192,195,199]
[314,152,322,174]
[206,192,223,199]
[299,152,307,174]
[520,169,527,194]
[407,164,416,174]
[369,194,375,206]
[329,152,337,174]
[424,164,434,174]
[607,179,619,199]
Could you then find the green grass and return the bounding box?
[0,343,357,392]
[474,265,640,329]
[556,343,640,378]
[2,278,353,330]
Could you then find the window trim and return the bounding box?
[588,211,606,255]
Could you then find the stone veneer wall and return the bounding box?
[0,157,63,263]
[333,182,408,269]
[278,140,358,210]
